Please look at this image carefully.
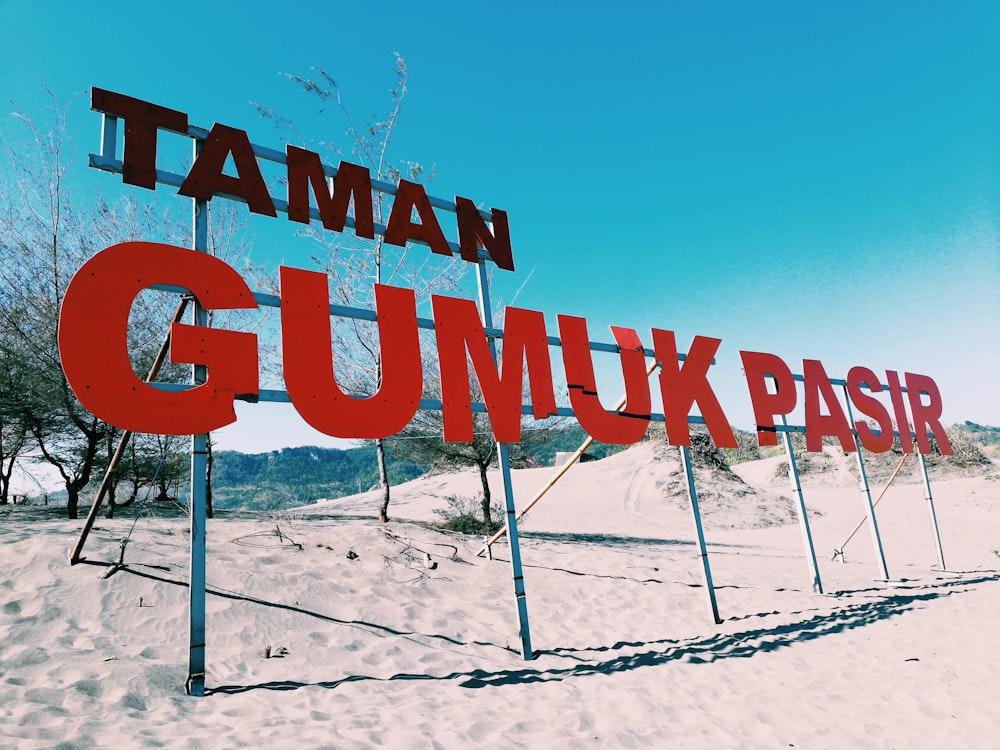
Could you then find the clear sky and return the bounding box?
[2,0,997,453]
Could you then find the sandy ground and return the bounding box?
[1,442,998,748]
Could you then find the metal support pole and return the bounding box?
[186,181,209,696]
[497,442,533,659]
[917,452,947,571]
[779,415,823,593]
[476,262,533,659]
[842,386,890,581]
[679,445,722,624]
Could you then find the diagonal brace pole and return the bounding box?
[69,296,190,565]
[477,358,660,557]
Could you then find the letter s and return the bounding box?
[58,241,258,434]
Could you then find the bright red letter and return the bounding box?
[846,367,894,452]
[559,316,650,444]
[280,269,422,438]
[58,242,258,434]
[803,359,854,452]
[286,150,375,238]
[433,297,556,442]
[179,124,276,216]
[905,372,952,455]
[654,330,735,448]
[740,351,796,447]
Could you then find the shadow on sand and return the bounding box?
[198,572,998,695]
[76,559,509,655]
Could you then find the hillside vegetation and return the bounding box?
[13,423,996,513]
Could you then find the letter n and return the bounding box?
[456,198,514,271]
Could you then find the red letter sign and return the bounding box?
[845,367,894,452]
[433,297,556,442]
[280,269,422,438]
[58,242,259,434]
[559,316,650,444]
[905,372,952,455]
[802,359,854,452]
[654,330,735,448]
[740,351,796,447]
[178,124,276,216]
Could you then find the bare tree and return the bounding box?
[0,87,185,518]
[257,54,468,522]
[0,320,29,504]
[99,431,189,519]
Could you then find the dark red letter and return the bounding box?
[179,124,276,216]
[885,370,914,453]
[286,150,375,238]
[91,88,188,189]
[384,180,452,257]
[803,359,854,452]
[456,198,514,271]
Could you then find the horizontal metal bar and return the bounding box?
[90,153,475,258]
[90,114,489,220]
[148,283,691,360]
[789,372,906,393]
[148,382,940,440]
[144,383,696,425]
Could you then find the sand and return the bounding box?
[2,442,998,748]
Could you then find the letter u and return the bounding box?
[558,315,650,444]
[279,267,422,438]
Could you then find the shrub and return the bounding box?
[433,494,504,535]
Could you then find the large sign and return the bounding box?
[60,90,953,457]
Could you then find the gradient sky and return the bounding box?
[2,0,997,453]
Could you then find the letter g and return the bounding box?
[58,242,258,434]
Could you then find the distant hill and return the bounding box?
[956,421,1000,446]
[17,422,998,513]
[210,444,425,511]
[210,426,627,511]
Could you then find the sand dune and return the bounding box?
[2,442,998,748]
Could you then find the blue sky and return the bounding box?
[2,0,997,452]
